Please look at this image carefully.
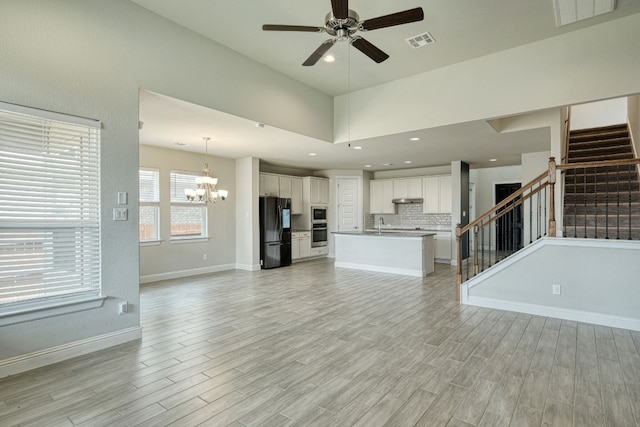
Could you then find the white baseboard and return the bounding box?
[0,326,142,379]
[140,264,235,284]
[235,263,261,271]
[464,295,640,332]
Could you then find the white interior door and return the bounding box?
[337,177,359,232]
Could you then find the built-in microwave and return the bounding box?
[311,206,327,223]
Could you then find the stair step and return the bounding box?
[570,145,633,158]
[563,214,640,227]
[564,203,640,216]
[563,225,640,240]
[569,124,628,137]
[564,192,640,203]
[569,136,631,149]
[564,181,640,193]
[568,152,635,163]
[564,170,639,185]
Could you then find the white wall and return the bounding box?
[0,0,331,364]
[335,13,640,143]
[571,98,628,130]
[139,145,236,282]
[235,158,260,271]
[463,239,640,331]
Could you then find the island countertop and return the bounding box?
[332,230,436,238]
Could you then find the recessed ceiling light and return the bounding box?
[308,152,317,156]
[364,165,371,168]
[381,163,393,166]
[255,122,265,128]
[489,158,498,162]
[410,137,420,141]
[323,54,335,63]
[353,146,363,150]
[404,160,412,164]
[174,142,187,146]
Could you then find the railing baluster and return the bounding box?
[543,185,548,237]
[573,169,578,238]
[474,225,479,275]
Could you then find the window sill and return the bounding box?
[140,239,162,247]
[170,237,209,244]
[0,294,107,327]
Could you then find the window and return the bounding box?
[170,170,207,239]
[0,102,101,306]
[139,168,159,242]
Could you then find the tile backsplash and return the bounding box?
[366,203,452,230]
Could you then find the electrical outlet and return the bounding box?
[552,284,561,295]
[118,301,128,315]
[203,254,208,261]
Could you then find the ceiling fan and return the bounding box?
[262,0,424,66]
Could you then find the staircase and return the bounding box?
[563,124,640,239]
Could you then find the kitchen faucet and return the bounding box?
[378,217,384,232]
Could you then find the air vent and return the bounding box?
[405,32,435,49]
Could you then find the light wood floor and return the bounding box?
[1,259,639,426]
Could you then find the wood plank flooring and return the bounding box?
[1,259,640,426]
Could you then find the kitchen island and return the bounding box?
[333,231,435,277]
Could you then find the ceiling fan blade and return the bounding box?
[303,39,336,66]
[361,7,424,31]
[351,37,389,63]
[331,0,349,19]
[262,24,324,32]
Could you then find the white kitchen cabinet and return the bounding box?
[310,177,329,205]
[370,180,395,214]
[279,176,292,199]
[393,178,422,199]
[292,231,311,260]
[291,177,303,214]
[310,246,328,257]
[259,173,279,197]
[422,175,452,214]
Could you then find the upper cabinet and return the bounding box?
[259,172,304,214]
[392,177,422,199]
[422,175,452,213]
[291,177,303,214]
[259,173,279,197]
[370,179,395,214]
[308,177,329,205]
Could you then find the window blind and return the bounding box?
[139,168,159,203]
[170,170,204,204]
[0,104,101,306]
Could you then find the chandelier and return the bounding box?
[184,137,228,203]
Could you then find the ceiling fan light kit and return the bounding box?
[262,0,424,66]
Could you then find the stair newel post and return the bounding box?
[548,157,557,237]
[473,224,480,276]
[455,223,462,301]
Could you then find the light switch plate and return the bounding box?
[117,192,128,205]
[113,208,128,221]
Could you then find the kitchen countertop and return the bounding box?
[333,230,436,238]
[366,226,451,233]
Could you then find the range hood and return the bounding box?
[392,198,423,204]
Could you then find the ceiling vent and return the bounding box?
[552,0,616,27]
[405,31,435,49]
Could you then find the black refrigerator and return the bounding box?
[259,197,292,269]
